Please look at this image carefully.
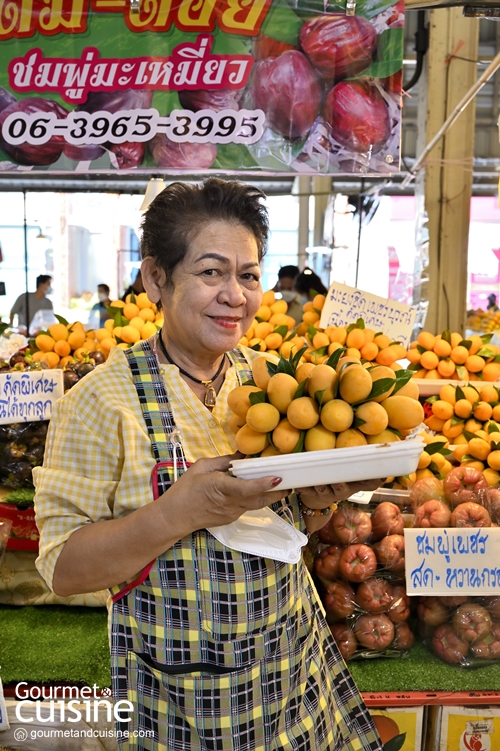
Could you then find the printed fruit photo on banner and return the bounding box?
[0,0,404,175]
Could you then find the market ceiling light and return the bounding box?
[139,176,166,211]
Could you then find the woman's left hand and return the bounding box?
[297,478,385,510]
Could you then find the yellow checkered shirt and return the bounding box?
[33,344,265,590]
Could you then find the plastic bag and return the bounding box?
[312,500,415,660]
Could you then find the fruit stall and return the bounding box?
[2,289,500,750]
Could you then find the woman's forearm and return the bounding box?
[51,491,192,596]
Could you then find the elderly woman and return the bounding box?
[34,179,383,751]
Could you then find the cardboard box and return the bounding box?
[370,706,425,751]
[0,502,39,551]
[427,706,500,751]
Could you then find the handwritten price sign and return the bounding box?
[0,370,63,424]
[405,528,500,596]
[319,283,416,348]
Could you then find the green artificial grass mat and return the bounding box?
[2,605,500,693]
[0,605,110,687]
[350,639,500,693]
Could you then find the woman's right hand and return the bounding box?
[159,454,285,532]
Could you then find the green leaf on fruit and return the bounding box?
[292,430,306,453]
[456,385,466,401]
[260,0,303,44]
[468,382,480,393]
[391,370,414,394]
[425,441,449,456]
[478,348,495,358]
[293,379,308,399]
[460,454,475,463]
[326,347,346,370]
[308,324,319,340]
[243,378,257,387]
[407,363,420,372]
[389,340,401,347]
[416,345,427,354]
[451,415,465,426]
[481,333,494,344]
[315,389,326,407]
[250,343,263,351]
[367,378,395,401]
[352,27,404,79]
[54,314,69,326]
[456,365,468,380]
[312,346,328,358]
[493,355,500,363]
[255,316,264,323]
[462,430,478,441]
[274,325,288,338]
[353,415,366,429]
[386,427,403,438]
[488,422,500,434]
[266,360,278,377]
[347,317,365,332]
[459,339,472,350]
[249,390,267,406]
[429,460,441,474]
[383,732,407,751]
[426,395,438,404]
[491,442,500,451]
[442,329,452,344]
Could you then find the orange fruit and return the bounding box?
[420,350,439,370]
[374,334,391,349]
[466,355,485,373]
[372,715,400,744]
[35,334,55,352]
[360,342,378,361]
[129,316,146,331]
[437,359,455,378]
[466,336,483,355]
[54,340,71,357]
[48,323,69,342]
[140,321,157,339]
[417,331,436,350]
[303,310,320,325]
[104,319,115,332]
[123,302,140,320]
[406,349,421,365]
[451,345,469,365]
[256,305,272,321]
[139,308,155,322]
[68,330,86,350]
[120,325,141,344]
[375,347,398,367]
[59,355,75,368]
[433,339,451,358]
[42,351,60,368]
[482,363,500,382]
[136,292,153,310]
[270,299,287,315]
[100,337,118,355]
[110,300,125,308]
[303,301,314,312]
[31,351,46,362]
[346,328,365,349]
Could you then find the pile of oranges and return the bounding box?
[29,292,162,368]
[406,330,500,382]
[227,347,423,457]
[466,308,500,333]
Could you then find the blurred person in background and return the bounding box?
[92,283,112,326]
[121,269,145,301]
[487,294,499,312]
[273,264,302,324]
[9,274,53,332]
[295,267,328,304]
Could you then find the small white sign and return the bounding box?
[319,282,416,347]
[0,677,10,731]
[0,370,63,424]
[405,527,500,596]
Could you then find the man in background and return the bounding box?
[274,265,302,324]
[92,283,112,326]
[9,274,53,332]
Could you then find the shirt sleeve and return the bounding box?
[33,398,121,590]
[10,294,24,315]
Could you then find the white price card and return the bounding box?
[0,677,10,731]
[0,370,63,424]
[405,527,500,596]
[320,282,416,348]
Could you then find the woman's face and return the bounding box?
[145,221,262,357]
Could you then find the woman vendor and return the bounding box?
[34,178,383,751]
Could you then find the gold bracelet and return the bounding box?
[299,501,337,518]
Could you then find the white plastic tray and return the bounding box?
[413,378,488,397]
[230,438,424,492]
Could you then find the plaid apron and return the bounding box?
[110,340,382,751]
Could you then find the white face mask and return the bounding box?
[208,508,308,564]
[280,290,297,303]
[98,292,108,302]
[46,286,53,295]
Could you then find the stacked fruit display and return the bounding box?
[239,290,298,355]
[410,468,500,666]
[227,346,424,456]
[406,330,500,382]
[311,501,413,660]
[466,307,500,333]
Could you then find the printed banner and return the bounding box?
[0,370,63,424]
[320,281,416,347]
[0,0,404,175]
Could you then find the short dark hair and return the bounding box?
[140,178,269,285]
[36,275,51,289]
[98,283,110,295]
[278,265,300,280]
[294,269,328,296]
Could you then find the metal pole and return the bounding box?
[354,180,364,288]
[23,190,29,334]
